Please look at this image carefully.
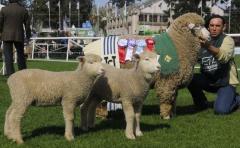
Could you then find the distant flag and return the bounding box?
[46,1,51,29]
[215,0,231,10]
[77,1,80,27]
[76,1,80,10]
[97,5,99,16]
[46,1,50,9]
[69,1,71,9]
[57,1,60,7]
[124,1,127,16]
[106,3,109,18]
[114,3,117,17]
[57,1,61,29]
[227,0,232,7]
[198,0,202,8]
[63,14,68,31]
[69,1,71,27]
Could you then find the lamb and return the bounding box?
[154,13,210,119]
[4,54,104,144]
[80,51,160,140]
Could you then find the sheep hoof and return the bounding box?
[125,133,136,140]
[88,123,95,129]
[65,134,74,141]
[15,139,24,144]
[162,115,171,120]
[135,131,143,137]
[4,131,10,138]
[81,126,89,132]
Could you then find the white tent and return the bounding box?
[0,4,4,10]
[211,5,224,16]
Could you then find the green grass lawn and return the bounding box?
[1,60,240,148]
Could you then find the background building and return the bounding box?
[106,0,169,35]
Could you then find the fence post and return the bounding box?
[66,38,70,61]
[46,44,49,60]
[31,39,35,59]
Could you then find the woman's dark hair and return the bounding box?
[205,14,226,28]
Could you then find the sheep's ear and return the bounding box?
[132,54,140,62]
[188,23,195,30]
[77,56,85,63]
[132,54,140,70]
[157,54,160,61]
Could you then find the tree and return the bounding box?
[163,0,240,33]
[229,0,240,33]
[163,0,203,19]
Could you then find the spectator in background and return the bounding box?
[0,0,31,76]
[145,38,155,51]
[31,29,37,38]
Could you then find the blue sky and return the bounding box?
[95,0,108,7]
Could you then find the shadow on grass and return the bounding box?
[24,126,65,140]
[25,117,170,141]
[141,102,214,116]
[142,105,159,115]
[26,102,213,141]
[90,118,170,132]
[176,101,214,116]
[142,104,213,116]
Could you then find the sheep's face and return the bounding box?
[138,51,160,75]
[78,54,105,77]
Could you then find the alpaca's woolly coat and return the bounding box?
[154,13,208,118]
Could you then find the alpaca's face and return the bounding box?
[188,23,211,41]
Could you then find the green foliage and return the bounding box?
[139,30,159,35]
[163,0,240,33]
[1,59,240,147]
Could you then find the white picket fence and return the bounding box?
[30,36,102,61]
[1,34,240,75]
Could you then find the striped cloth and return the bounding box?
[103,35,118,55]
[101,35,120,68]
[101,35,122,111]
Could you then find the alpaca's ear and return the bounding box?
[188,23,195,29]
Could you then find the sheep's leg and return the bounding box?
[133,102,143,137]
[122,100,135,140]
[62,100,76,141]
[8,101,29,144]
[4,103,14,138]
[87,99,102,128]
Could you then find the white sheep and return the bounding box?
[4,54,104,144]
[80,51,160,140]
